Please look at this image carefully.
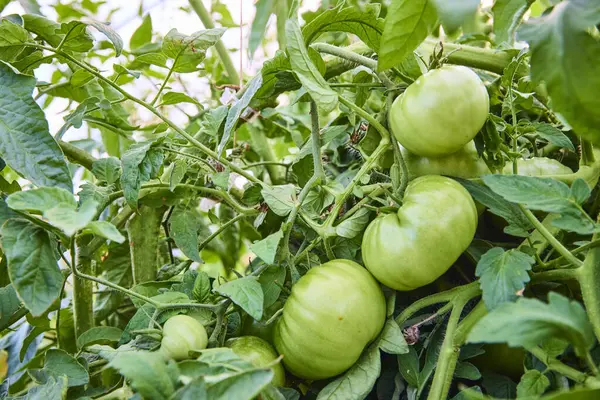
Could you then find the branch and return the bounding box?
[59,140,95,170]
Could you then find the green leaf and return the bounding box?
[432,0,479,33]
[86,20,123,56]
[169,206,202,262]
[135,52,168,67]
[192,271,211,303]
[517,370,550,398]
[44,200,98,237]
[84,221,126,243]
[258,265,285,309]
[286,19,337,113]
[43,349,89,387]
[517,2,600,145]
[261,184,297,217]
[92,157,122,184]
[162,28,226,73]
[22,14,62,47]
[0,284,22,331]
[20,376,68,399]
[0,19,32,61]
[206,369,274,400]
[378,318,409,355]
[7,187,76,212]
[249,0,274,58]
[218,74,263,155]
[302,3,384,51]
[532,123,575,152]
[493,0,532,45]
[0,219,63,316]
[130,14,153,50]
[59,21,94,52]
[158,91,201,107]
[215,277,264,320]
[0,62,72,191]
[77,326,122,348]
[457,178,532,237]
[467,292,595,357]
[109,351,176,400]
[476,248,534,310]
[454,362,481,381]
[396,346,420,387]
[317,344,380,400]
[250,230,283,265]
[335,208,370,239]
[120,141,164,209]
[482,174,598,234]
[378,0,437,71]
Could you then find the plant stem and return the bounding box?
[150,66,175,106]
[520,206,583,267]
[396,282,480,325]
[529,346,596,384]
[248,125,285,184]
[107,183,257,215]
[198,214,246,252]
[58,140,96,170]
[311,42,378,71]
[82,206,134,257]
[420,39,515,75]
[578,230,600,342]
[188,0,240,85]
[160,146,217,172]
[72,237,94,342]
[127,206,166,285]
[531,268,579,283]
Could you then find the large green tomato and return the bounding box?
[402,141,490,179]
[226,336,286,386]
[502,157,573,176]
[362,175,477,291]
[161,315,208,361]
[273,260,386,380]
[390,65,489,157]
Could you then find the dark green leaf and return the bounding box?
[0,219,63,316]
[493,0,532,45]
[92,157,122,184]
[109,351,176,400]
[532,123,575,152]
[0,62,72,191]
[77,326,123,348]
[169,206,202,262]
[454,362,481,381]
[0,284,22,331]
[467,292,595,357]
[120,141,163,209]
[43,349,89,387]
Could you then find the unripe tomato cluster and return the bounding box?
[160,65,583,384]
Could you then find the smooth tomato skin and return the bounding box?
[502,157,573,176]
[362,175,478,291]
[273,260,386,380]
[402,141,490,179]
[226,336,286,387]
[161,315,208,361]
[390,65,489,157]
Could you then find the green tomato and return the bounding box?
[471,344,525,380]
[161,315,208,361]
[226,336,286,387]
[402,141,490,179]
[390,65,489,157]
[241,317,275,343]
[362,175,477,291]
[502,157,573,176]
[273,260,386,380]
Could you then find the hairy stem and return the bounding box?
[72,237,94,342]
[58,140,96,170]
[126,206,166,285]
[578,230,600,342]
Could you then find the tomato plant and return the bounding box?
[273,260,386,380]
[2,1,600,399]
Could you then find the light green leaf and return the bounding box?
[249,0,274,58]
[1,219,63,316]
[215,277,264,320]
[44,200,98,237]
[84,221,126,243]
[130,14,152,50]
[135,52,168,67]
[169,206,201,262]
[335,208,370,239]
[532,123,575,152]
[92,157,122,184]
[250,230,283,265]
[77,326,123,348]
[59,21,94,52]
[0,19,32,61]
[158,91,201,107]
[493,0,533,45]
[286,19,337,113]
[432,0,479,33]
[517,370,550,398]
[43,349,89,387]
[120,142,164,209]
[378,318,409,355]
[20,376,68,399]
[261,184,296,217]
[109,351,176,400]
[378,0,437,71]
[476,248,534,310]
[0,62,72,191]
[7,187,76,212]
[467,292,595,357]
[86,20,123,56]
[22,14,62,47]
[207,369,274,400]
[317,344,380,400]
[517,3,600,146]
[302,3,384,51]
[162,28,226,73]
